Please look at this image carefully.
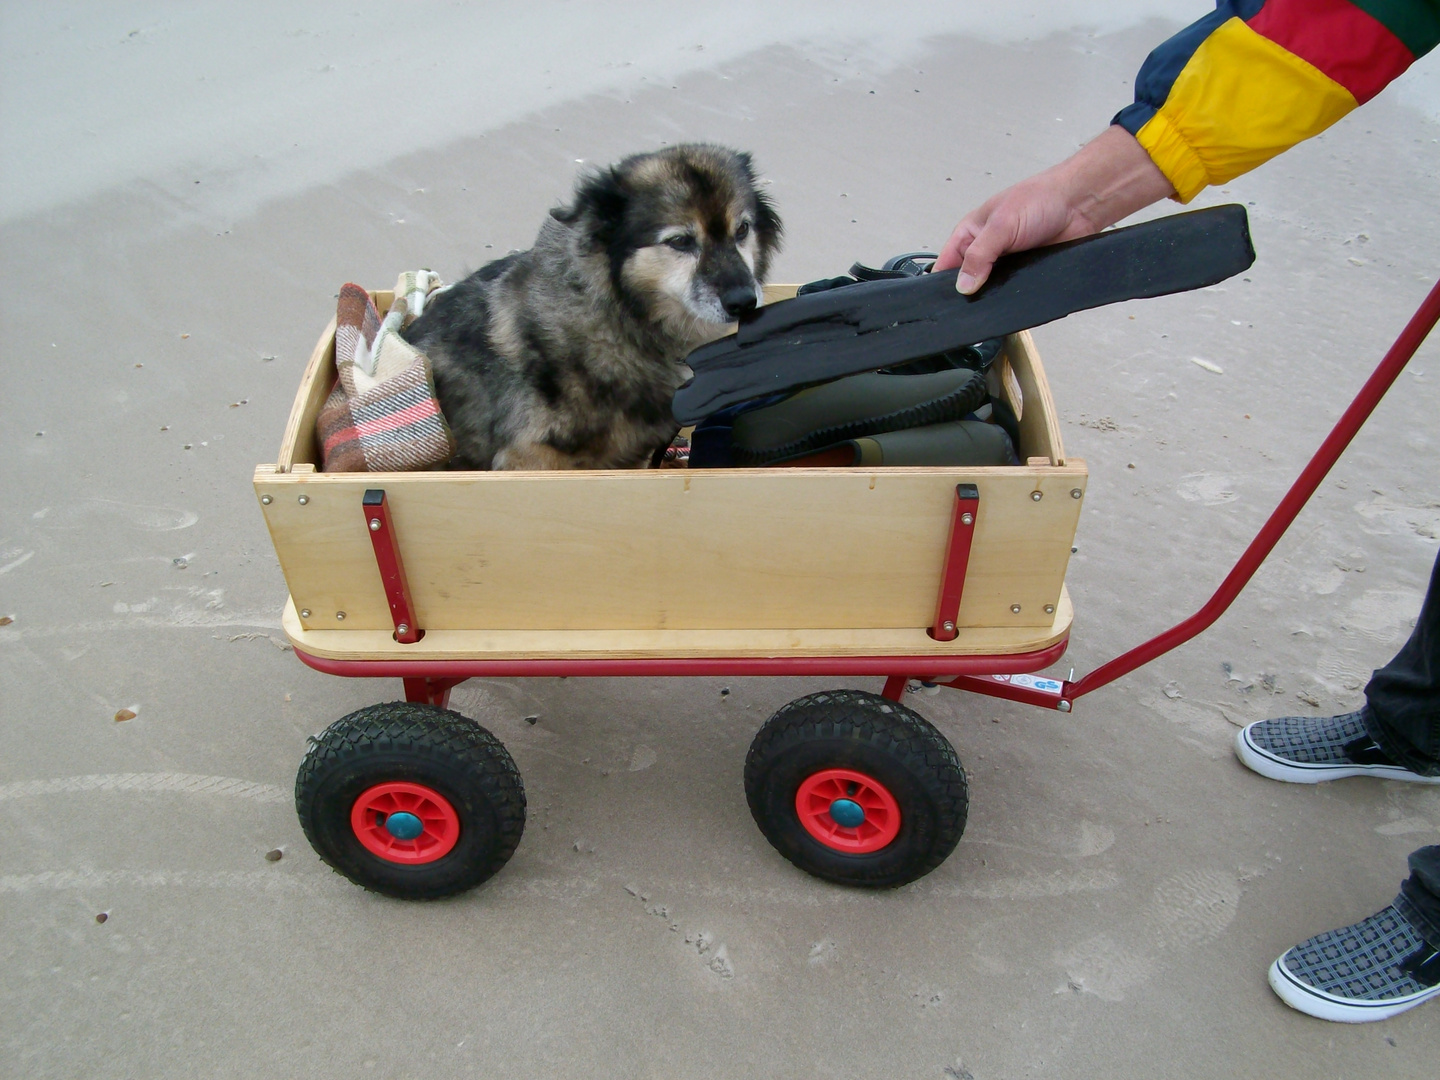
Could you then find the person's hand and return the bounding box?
[934,176,1090,294]
[934,125,1175,294]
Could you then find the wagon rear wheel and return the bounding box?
[744,689,967,887]
[296,702,526,900]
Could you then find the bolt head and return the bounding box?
[960,512,974,526]
[260,494,272,505]
[299,609,311,619]
[1070,488,1083,500]
[369,518,381,531]
[396,623,409,636]
[335,611,346,621]
[942,620,955,634]
[1010,604,1022,614]
[1044,604,1056,614]
[297,494,309,505]
[1031,490,1043,501]
[1057,700,1072,712]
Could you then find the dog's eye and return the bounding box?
[735,221,750,243]
[664,234,698,254]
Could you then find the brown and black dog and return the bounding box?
[404,144,782,469]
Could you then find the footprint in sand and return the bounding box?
[627,887,735,981]
[1375,817,1436,837]
[40,498,198,532]
[1141,693,1241,754]
[1353,494,1440,540]
[683,929,733,980]
[1055,868,1242,1001]
[1314,650,1370,694]
[963,818,1115,861]
[1176,473,1238,505]
[808,939,838,967]
[1337,588,1424,646]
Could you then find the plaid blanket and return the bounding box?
[317,271,456,472]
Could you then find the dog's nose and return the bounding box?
[720,285,757,318]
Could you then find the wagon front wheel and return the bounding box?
[296,701,526,899]
[744,689,968,887]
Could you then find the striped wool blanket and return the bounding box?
[317,271,456,472]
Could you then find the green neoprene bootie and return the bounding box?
[729,369,987,466]
[775,420,1016,467]
[844,420,1015,466]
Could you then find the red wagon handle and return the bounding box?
[947,277,1440,712]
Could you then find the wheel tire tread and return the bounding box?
[295,702,525,900]
[744,689,967,886]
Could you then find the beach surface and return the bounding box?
[2,4,1438,1077]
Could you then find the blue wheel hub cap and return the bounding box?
[384,811,424,841]
[828,798,866,828]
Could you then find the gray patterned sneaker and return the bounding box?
[1235,710,1440,784]
[1269,905,1440,1022]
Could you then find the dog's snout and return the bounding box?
[720,285,757,318]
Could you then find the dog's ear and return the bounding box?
[733,152,782,240]
[749,189,783,281]
[551,166,628,252]
[733,152,783,278]
[752,187,782,245]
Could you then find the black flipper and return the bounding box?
[673,204,1255,424]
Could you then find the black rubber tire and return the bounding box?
[295,702,526,900]
[744,689,968,887]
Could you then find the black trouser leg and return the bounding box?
[1363,548,1440,776]
[1396,846,1440,949]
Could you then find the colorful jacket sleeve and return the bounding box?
[1113,0,1440,201]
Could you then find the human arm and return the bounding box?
[939,0,1440,295]
[932,124,1173,294]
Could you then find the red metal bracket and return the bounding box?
[403,677,461,709]
[363,489,421,644]
[930,484,979,641]
[939,672,1073,711]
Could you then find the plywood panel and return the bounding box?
[277,317,335,472]
[1006,330,1065,466]
[280,589,1072,661]
[255,463,1085,633]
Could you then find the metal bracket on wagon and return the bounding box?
[931,484,979,641]
[362,489,422,644]
[941,672,1074,712]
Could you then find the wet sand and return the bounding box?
[2,5,1439,1078]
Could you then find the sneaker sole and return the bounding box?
[1268,956,1440,1023]
[1235,727,1440,785]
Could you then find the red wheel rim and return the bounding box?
[794,768,901,854]
[350,781,461,864]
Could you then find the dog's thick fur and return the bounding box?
[404,144,782,470]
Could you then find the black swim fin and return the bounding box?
[672,203,1255,424]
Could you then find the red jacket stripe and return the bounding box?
[1247,0,1416,102]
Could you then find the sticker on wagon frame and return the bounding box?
[987,674,1064,695]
